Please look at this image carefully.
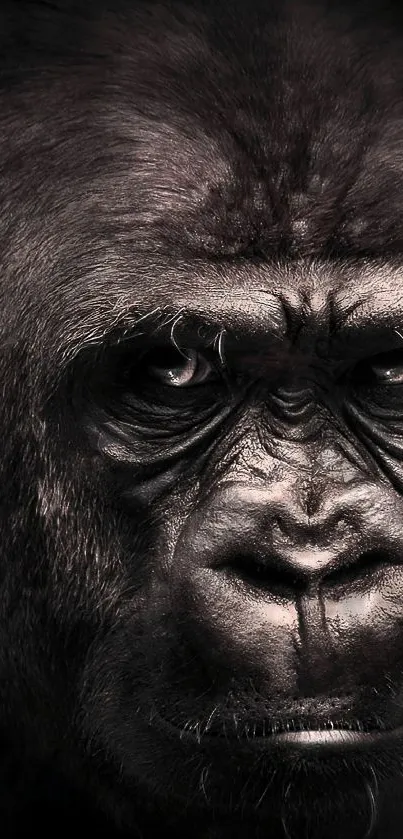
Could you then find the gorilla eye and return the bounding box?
[351,350,403,389]
[144,348,216,387]
[369,351,403,385]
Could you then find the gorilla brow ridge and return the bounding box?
[71,305,229,355]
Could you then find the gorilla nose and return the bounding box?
[187,480,395,594]
[173,480,403,698]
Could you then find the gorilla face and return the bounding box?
[3,0,403,837]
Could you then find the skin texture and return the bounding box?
[3,0,403,836]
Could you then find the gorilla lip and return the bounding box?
[182,726,403,756]
[155,712,403,755]
[255,727,403,754]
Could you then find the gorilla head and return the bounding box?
[2,1,403,837]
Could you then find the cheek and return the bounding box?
[345,399,403,487]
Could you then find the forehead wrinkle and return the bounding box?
[271,260,403,335]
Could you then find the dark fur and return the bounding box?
[2,1,403,837]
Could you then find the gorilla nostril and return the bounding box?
[323,549,392,589]
[224,549,394,596]
[226,554,307,596]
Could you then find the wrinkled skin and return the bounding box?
[3,0,403,836]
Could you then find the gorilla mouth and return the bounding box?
[156,708,402,754]
[204,717,384,737]
[196,716,391,748]
[201,721,398,755]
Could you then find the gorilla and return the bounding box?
[3,0,403,836]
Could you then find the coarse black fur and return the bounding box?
[2,1,403,837]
